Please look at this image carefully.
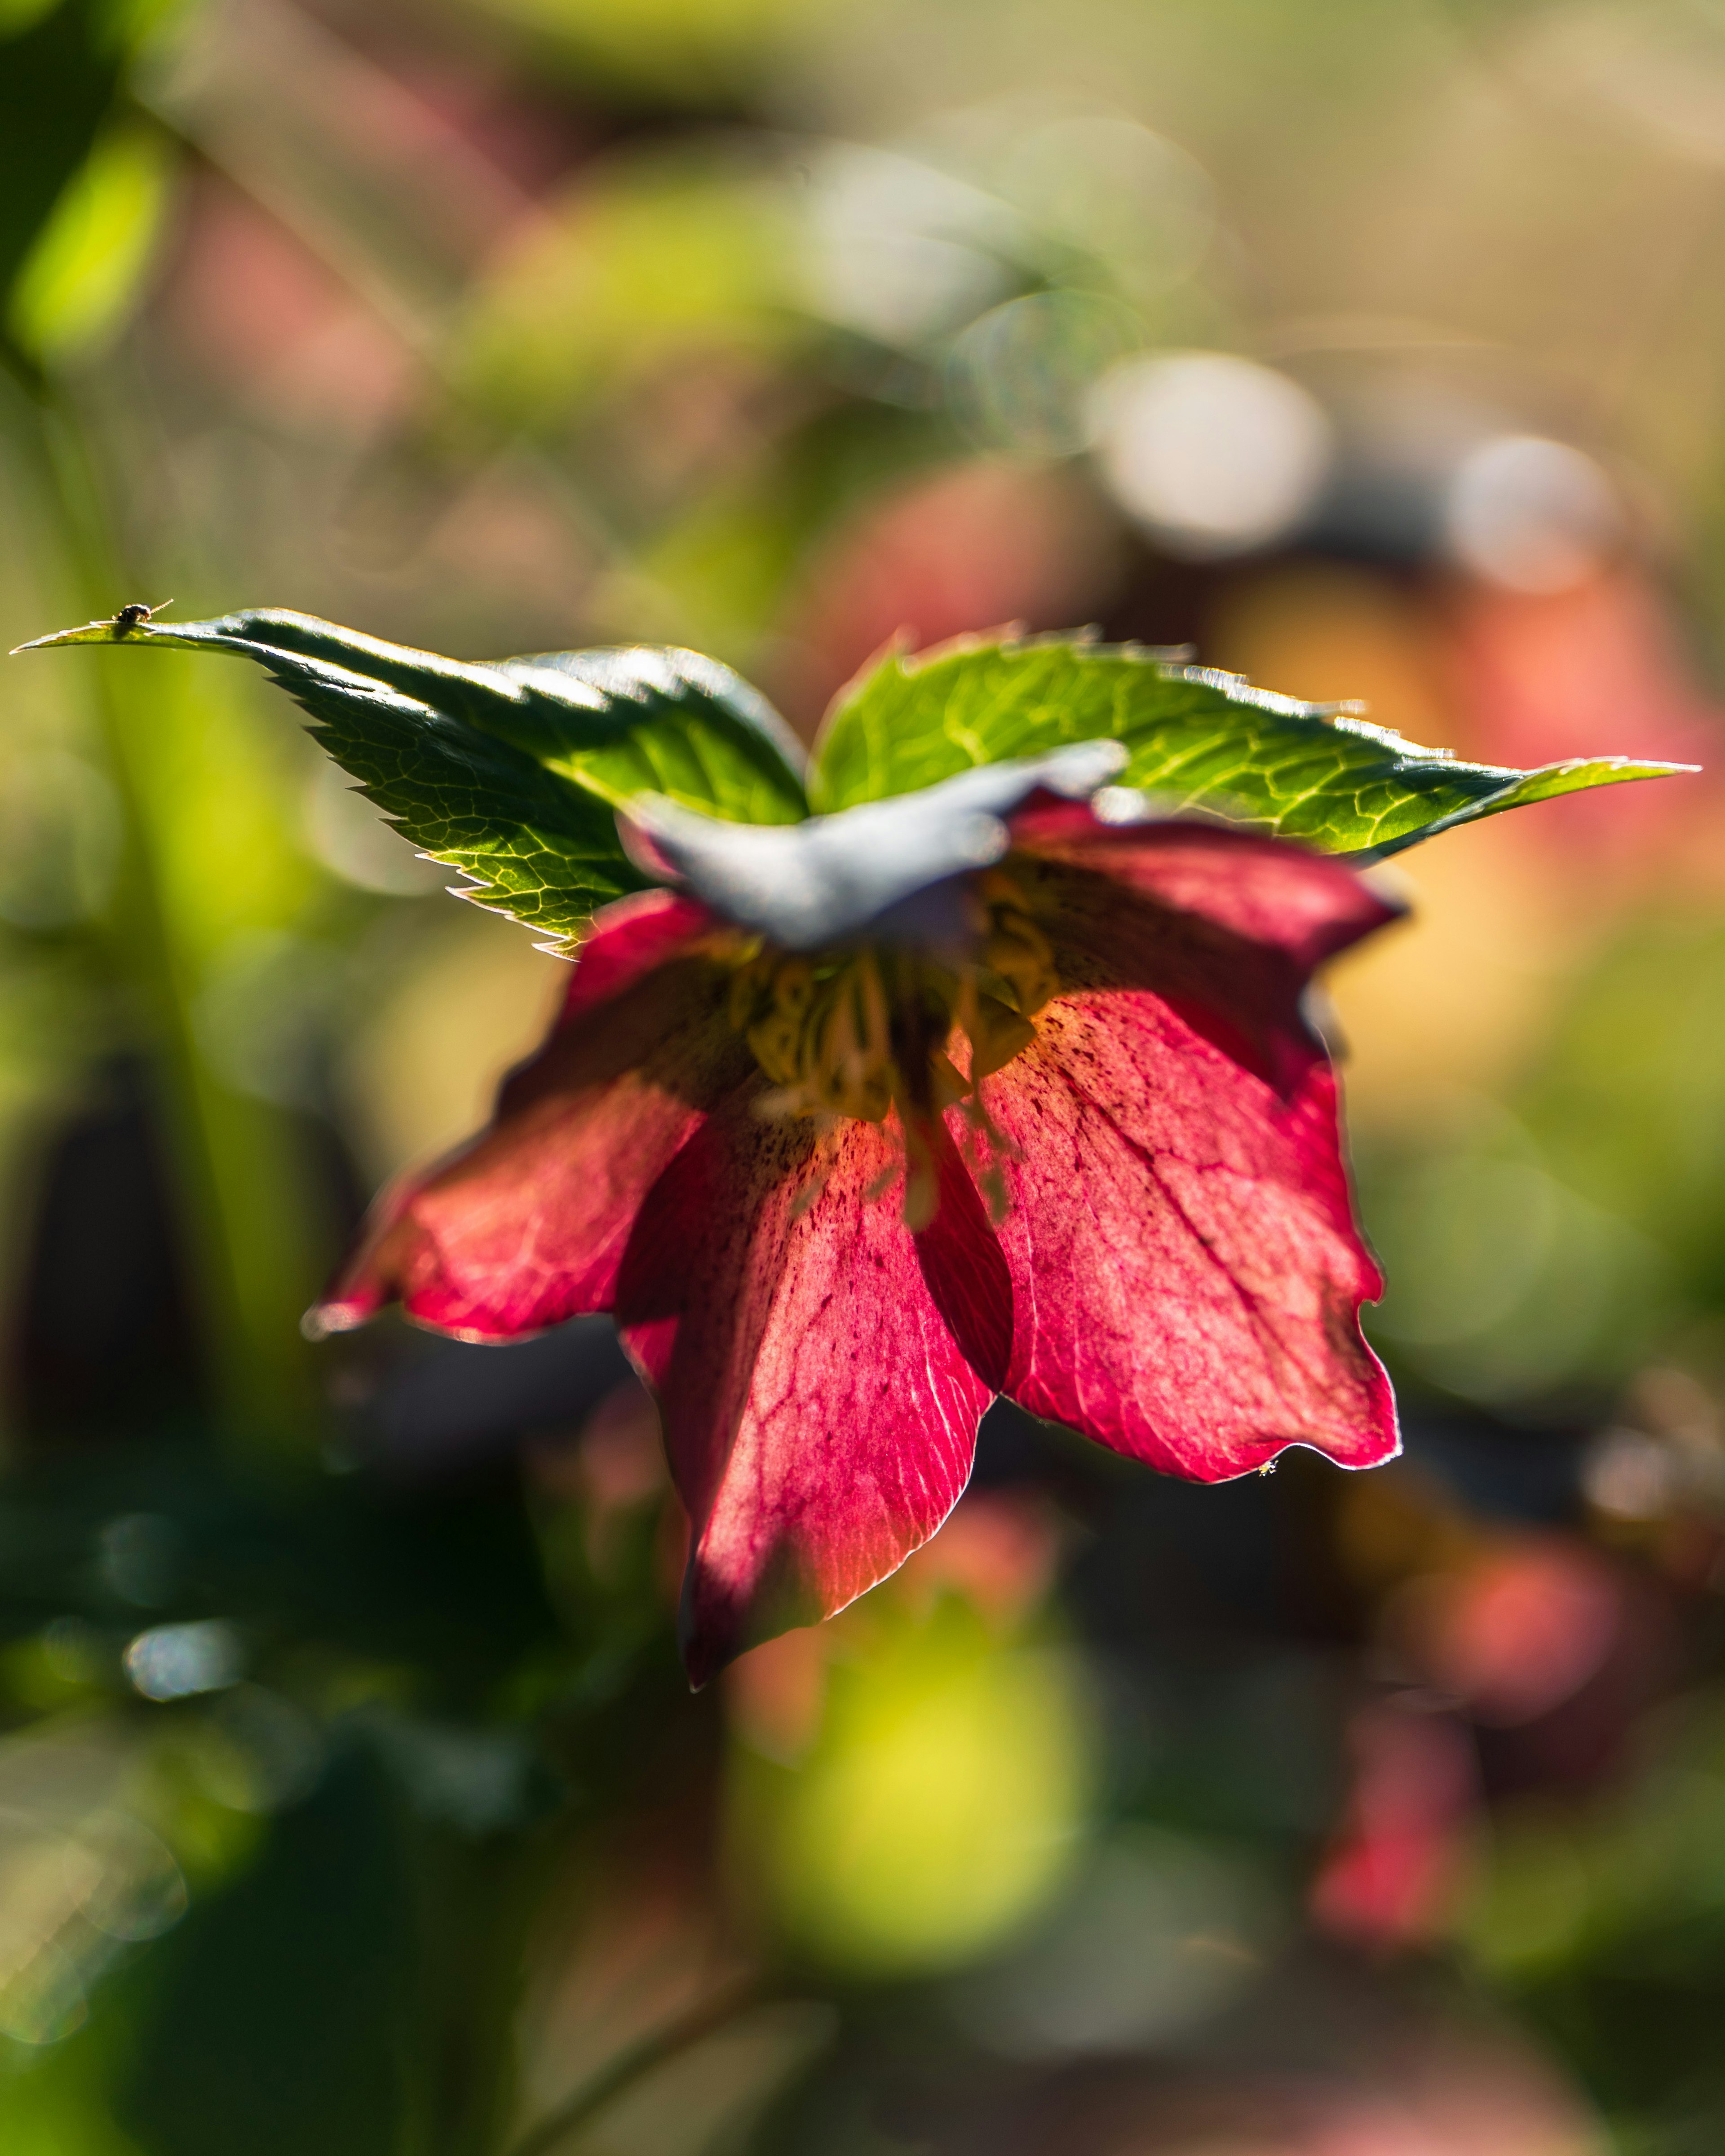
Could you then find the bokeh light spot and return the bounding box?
[1087,351,1332,557]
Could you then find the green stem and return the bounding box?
[15,381,324,1450]
[501,1975,768,2156]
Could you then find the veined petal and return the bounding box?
[970,839,1397,1480]
[310,890,748,1340]
[616,1103,1004,1685]
[978,984,1395,1479]
[997,820,1398,1104]
[1008,806,1402,969]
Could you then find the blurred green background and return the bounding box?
[7,0,1725,2150]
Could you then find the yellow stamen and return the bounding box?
[978,871,1059,1017]
[726,913,1056,1224]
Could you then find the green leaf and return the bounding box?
[809,635,1692,856]
[14,609,809,941]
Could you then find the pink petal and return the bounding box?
[1008,807,1402,969]
[557,889,725,1016]
[617,1104,1003,1684]
[976,979,1396,1478]
[310,890,745,1340]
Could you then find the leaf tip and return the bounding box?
[9,615,185,655]
[9,620,110,654]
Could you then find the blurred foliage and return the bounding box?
[1461,1689,1725,2151]
[728,1598,1094,1976]
[469,0,814,103]
[0,0,124,344]
[8,122,175,368]
[455,148,802,430]
[1359,909,1725,1416]
[0,1426,686,2155]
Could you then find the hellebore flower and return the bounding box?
[314,744,1402,1683]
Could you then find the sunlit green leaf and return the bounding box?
[809,634,1691,855]
[15,610,809,942]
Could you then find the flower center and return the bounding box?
[725,871,1057,1126]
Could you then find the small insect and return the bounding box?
[111,600,173,633]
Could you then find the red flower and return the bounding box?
[313,748,1400,1683]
